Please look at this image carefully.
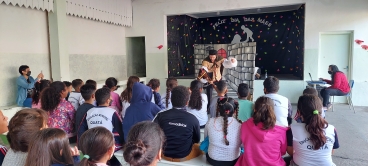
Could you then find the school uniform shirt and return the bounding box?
[68,92,82,110]
[0,145,7,165]
[205,117,242,161]
[161,92,173,110]
[48,99,76,137]
[151,92,165,110]
[290,123,340,166]
[78,106,124,146]
[75,103,94,138]
[235,118,288,166]
[153,108,201,158]
[2,149,27,166]
[123,82,161,141]
[237,99,253,122]
[187,93,209,126]
[264,93,292,126]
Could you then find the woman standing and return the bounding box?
[16,65,43,107]
[320,65,350,110]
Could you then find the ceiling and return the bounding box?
[188,4,303,18]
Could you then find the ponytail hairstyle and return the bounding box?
[124,121,165,166]
[165,78,178,108]
[147,78,160,91]
[215,97,242,146]
[188,80,203,110]
[41,81,66,112]
[297,94,328,150]
[25,128,74,166]
[253,96,276,130]
[121,76,140,102]
[32,79,51,105]
[78,127,115,166]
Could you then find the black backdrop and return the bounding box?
[167,5,305,78]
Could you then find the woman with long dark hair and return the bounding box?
[41,81,76,137]
[320,65,350,110]
[288,95,339,165]
[120,76,140,118]
[187,80,208,127]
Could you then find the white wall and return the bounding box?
[67,16,127,82]
[129,0,368,105]
[0,4,50,107]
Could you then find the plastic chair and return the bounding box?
[331,80,355,113]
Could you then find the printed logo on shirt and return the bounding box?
[168,122,187,127]
[87,114,109,121]
[299,136,334,150]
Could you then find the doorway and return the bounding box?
[126,37,146,77]
[319,32,352,103]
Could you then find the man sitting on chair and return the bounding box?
[200,50,237,109]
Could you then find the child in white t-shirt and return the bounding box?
[287,95,339,166]
[68,79,84,110]
[161,78,178,110]
[205,97,242,166]
[187,80,208,127]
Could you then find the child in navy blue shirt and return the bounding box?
[147,78,165,110]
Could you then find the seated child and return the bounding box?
[235,96,288,166]
[0,110,8,165]
[205,97,242,166]
[75,84,96,136]
[68,79,84,110]
[78,88,124,151]
[43,81,76,137]
[124,121,165,166]
[32,79,51,109]
[120,76,140,118]
[63,81,72,100]
[147,78,165,110]
[123,82,161,141]
[104,77,122,113]
[161,78,178,110]
[79,127,116,166]
[25,128,80,166]
[79,79,97,106]
[154,86,201,162]
[263,76,293,126]
[187,80,208,127]
[3,109,48,166]
[208,80,228,118]
[237,83,253,122]
[288,95,339,166]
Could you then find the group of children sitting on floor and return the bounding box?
[0,75,339,166]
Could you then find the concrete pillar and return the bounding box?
[48,0,70,81]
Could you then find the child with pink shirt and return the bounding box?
[31,79,51,109]
[235,96,288,166]
[104,77,122,114]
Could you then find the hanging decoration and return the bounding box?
[0,0,54,12]
[66,0,132,27]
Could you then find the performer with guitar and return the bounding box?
[197,50,237,108]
